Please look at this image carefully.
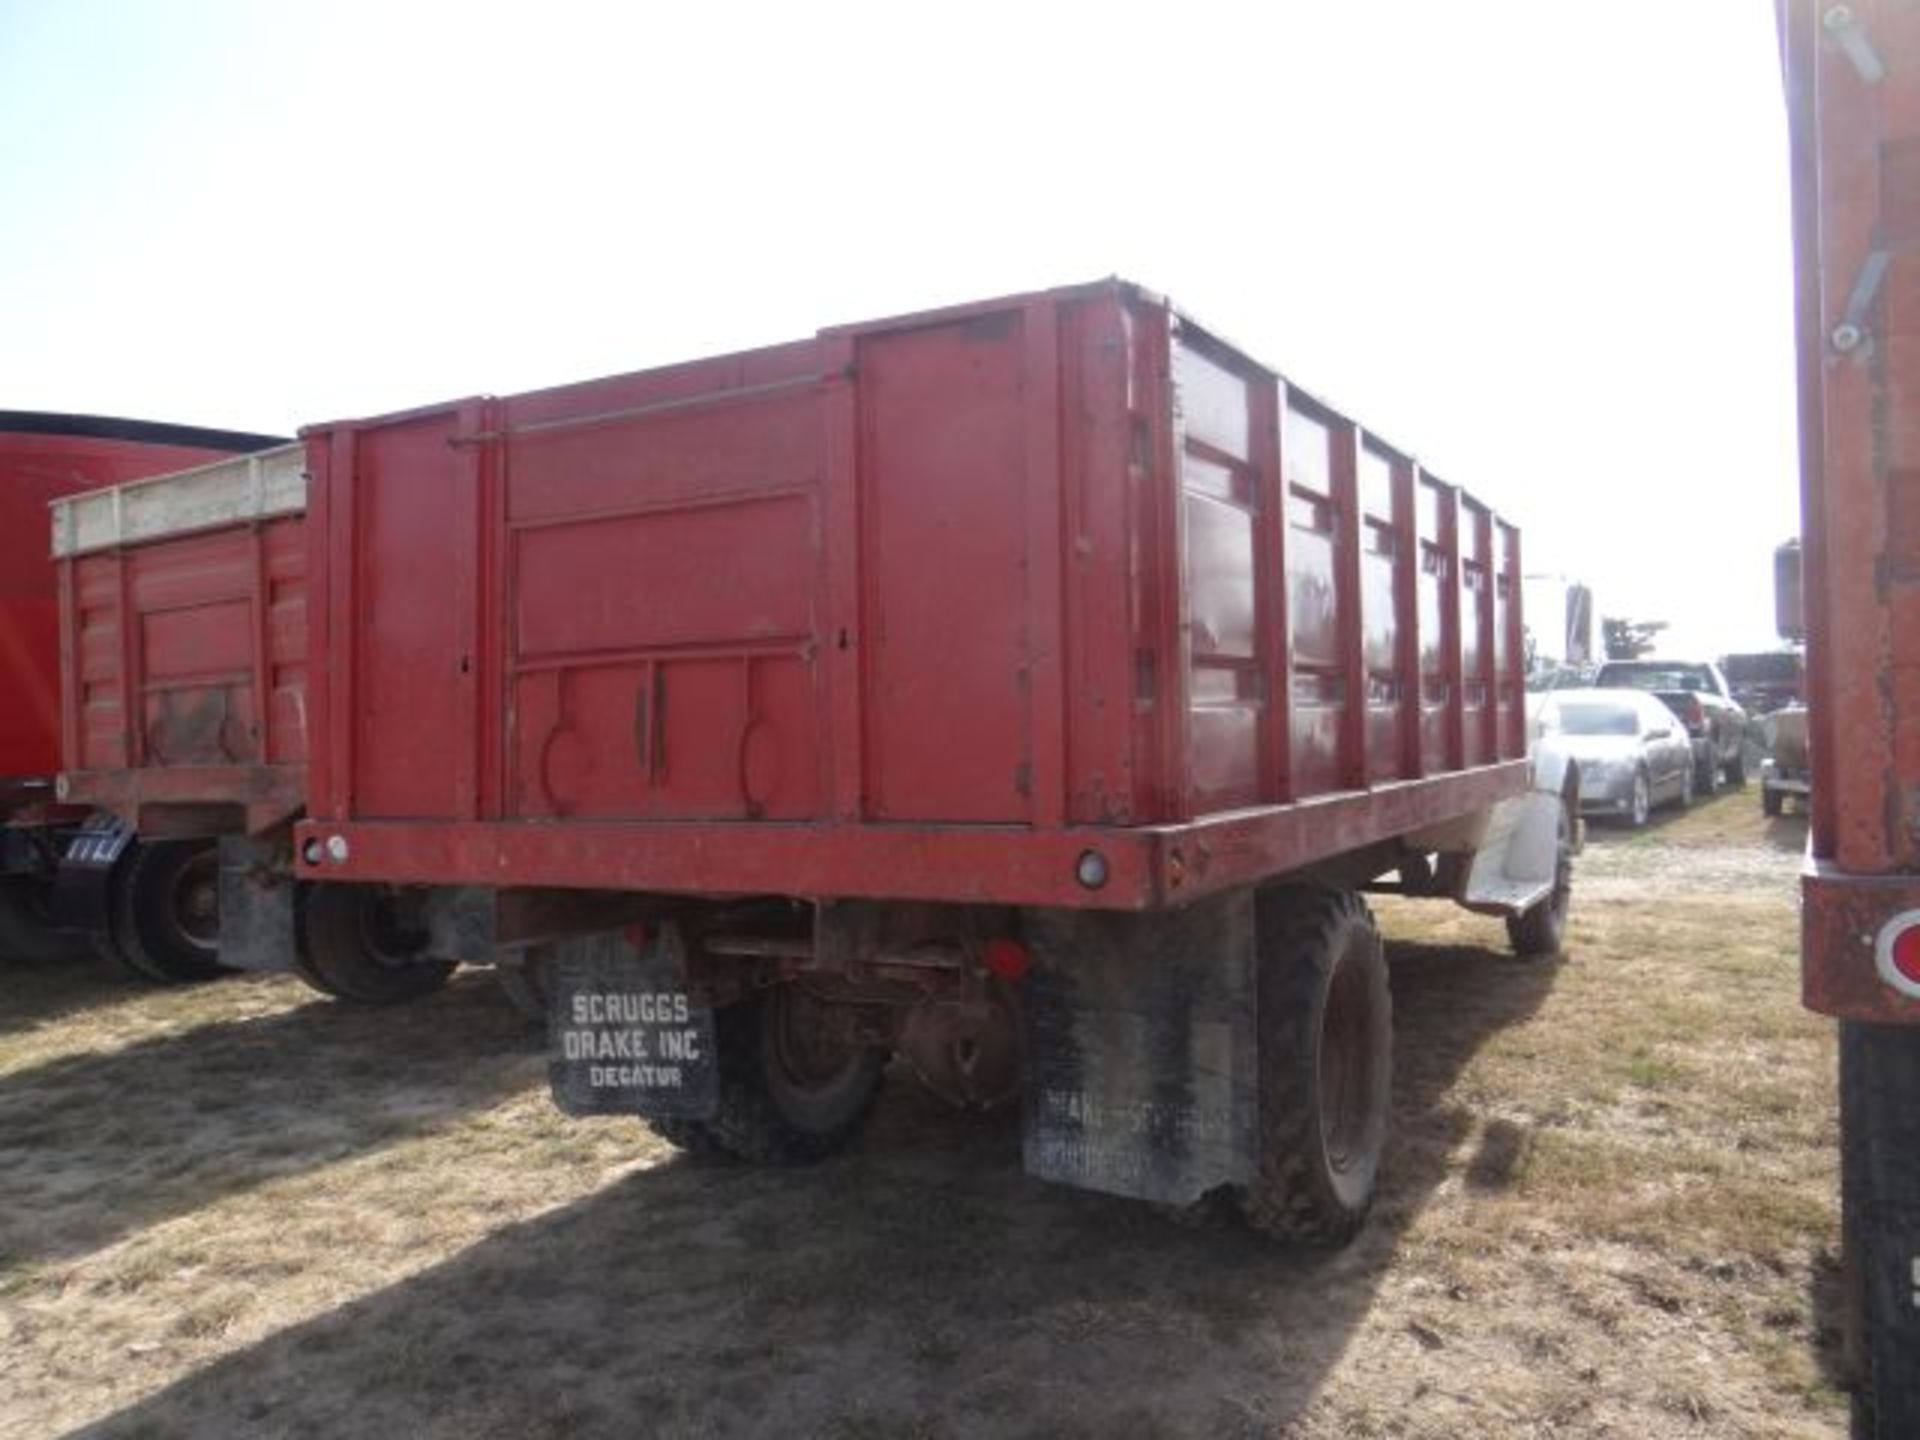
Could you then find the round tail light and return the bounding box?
[1874,911,1920,998]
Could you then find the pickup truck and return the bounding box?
[1591,659,1748,792]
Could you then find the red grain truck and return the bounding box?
[50,446,455,1001]
[1782,4,1920,1431]
[0,412,280,968]
[283,279,1577,1239]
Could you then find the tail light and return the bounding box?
[1682,695,1706,730]
[1874,911,1920,999]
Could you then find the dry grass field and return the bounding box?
[0,790,1841,1438]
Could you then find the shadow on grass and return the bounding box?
[78,937,1558,1439]
[0,946,143,1039]
[0,973,535,1271]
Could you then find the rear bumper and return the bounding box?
[295,762,1529,912]
[60,765,306,836]
[1803,857,1920,1022]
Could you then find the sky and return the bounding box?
[0,0,1800,656]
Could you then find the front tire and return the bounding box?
[698,984,886,1165]
[1628,770,1652,829]
[1242,886,1392,1246]
[298,883,453,1005]
[108,840,228,983]
[1839,1022,1920,1438]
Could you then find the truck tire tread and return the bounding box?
[298,883,453,1006]
[110,840,228,984]
[701,989,885,1166]
[1242,886,1391,1247]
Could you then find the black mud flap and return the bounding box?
[215,835,296,973]
[1021,888,1259,1207]
[49,813,134,934]
[546,927,718,1121]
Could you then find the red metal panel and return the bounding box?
[6,421,265,787]
[348,411,468,820]
[1175,334,1262,812]
[1283,397,1344,796]
[58,514,309,830]
[858,311,1034,823]
[297,282,1527,909]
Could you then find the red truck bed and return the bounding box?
[54,445,309,835]
[1,414,280,798]
[293,280,1527,910]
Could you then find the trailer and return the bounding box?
[1781,3,1920,1431]
[0,412,281,968]
[50,447,455,1001]
[287,279,1575,1237]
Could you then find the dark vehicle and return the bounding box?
[1537,689,1695,827]
[1782,2,1920,1433]
[1592,658,1748,792]
[282,279,1577,1243]
[1722,649,1806,716]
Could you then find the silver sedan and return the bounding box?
[1535,688,1697,827]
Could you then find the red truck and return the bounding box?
[0,412,280,968]
[1782,2,1920,1431]
[50,446,456,1001]
[277,279,1576,1237]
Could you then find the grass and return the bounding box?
[0,789,1844,1439]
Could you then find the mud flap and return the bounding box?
[546,927,718,1121]
[50,812,133,935]
[214,834,297,972]
[1459,790,1564,916]
[1021,888,1259,1206]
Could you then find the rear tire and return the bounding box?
[1508,797,1574,958]
[1725,748,1748,787]
[1242,886,1392,1246]
[1839,1022,1920,1439]
[1677,759,1695,811]
[1763,785,1786,819]
[701,984,886,1165]
[0,875,89,964]
[298,883,453,1005]
[108,840,228,983]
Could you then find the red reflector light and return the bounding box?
[1875,912,1920,998]
[1685,696,1705,727]
[1892,925,1920,987]
[983,938,1031,981]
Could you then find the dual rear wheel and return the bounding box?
[96,838,450,1004]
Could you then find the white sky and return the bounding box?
[0,0,1799,655]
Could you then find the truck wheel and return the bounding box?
[0,876,89,964]
[1507,798,1574,958]
[1839,1022,1920,1438]
[108,839,229,983]
[1762,785,1785,819]
[1628,770,1652,828]
[1725,750,1747,787]
[703,984,886,1165]
[298,883,454,1005]
[1242,886,1392,1246]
